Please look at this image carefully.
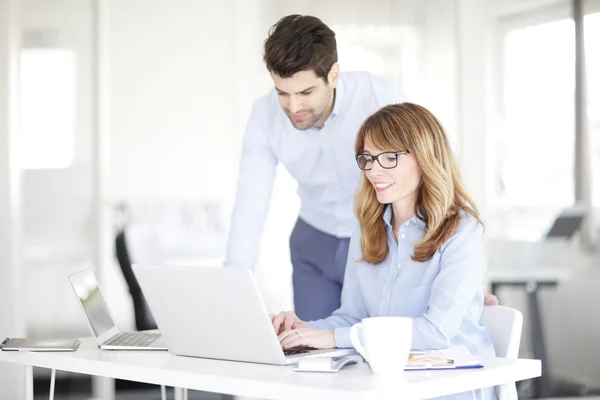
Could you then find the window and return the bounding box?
[500,19,576,208]
[489,11,600,239]
[19,48,76,169]
[587,13,600,206]
[333,24,421,100]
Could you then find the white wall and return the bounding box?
[107,0,303,314]
[490,0,566,17]
[17,0,268,338]
[19,0,102,340]
[0,0,27,397]
[109,0,238,201]
[17,0,272,339]
[455,0,492,217]
[418,0,458,139]
[20,0,95,243]
[262,0,420,27]
[20,0,96,255]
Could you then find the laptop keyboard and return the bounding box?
[105,332,160,347]
[283,347,313,356]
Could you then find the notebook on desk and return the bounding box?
[1,337,80,352]
[406,346,483,370]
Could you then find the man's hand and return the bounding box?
[269,311,308,335]
[484,292,499,306]
[278,328,336,350]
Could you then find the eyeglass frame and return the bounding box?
[354,150,410,170]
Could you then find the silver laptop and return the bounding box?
[68,269,167,350]
[132,263,355,365]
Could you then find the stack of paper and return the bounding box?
[406,346,483,370]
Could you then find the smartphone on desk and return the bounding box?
[1,338,81,352]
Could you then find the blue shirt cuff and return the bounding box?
[306,320,322,330]
[334,326,353,348]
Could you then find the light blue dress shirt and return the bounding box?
[308,206,497,400]
[225,72,407,270]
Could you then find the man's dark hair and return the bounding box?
[263,15,337,82]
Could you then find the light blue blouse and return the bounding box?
[308,205,497,400]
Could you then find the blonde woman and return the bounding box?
[272,103,496,398]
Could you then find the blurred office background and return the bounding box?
[1,0,599,399]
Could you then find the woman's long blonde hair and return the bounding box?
[354,103,482,264]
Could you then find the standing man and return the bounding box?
[225,15,407,321]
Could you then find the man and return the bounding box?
[225,15,497,321]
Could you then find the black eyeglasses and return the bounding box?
[355,151,410,170]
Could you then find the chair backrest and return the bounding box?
[115,229,157,331]
[480,305,524,400]
[480,305,523,358]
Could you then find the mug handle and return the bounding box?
[350,323,368,361]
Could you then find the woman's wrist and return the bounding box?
[327,330,336,349]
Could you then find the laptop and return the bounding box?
[132,263,355,365]
[68,269,167,350]
[545,207,586,239]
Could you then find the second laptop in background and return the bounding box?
[69,269,167,351]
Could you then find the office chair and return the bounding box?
[480,305,524,400]
[115,229,157,331]
[115,228,169,400]
[115,228,233,400]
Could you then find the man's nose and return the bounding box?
[288,96,302,114]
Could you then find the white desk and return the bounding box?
[1,338,541,400]
[486,264,571,284]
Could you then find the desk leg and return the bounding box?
[174,387,188,400]
[92,376,115,400]
[25,366,33,400]
[527,284,552,398]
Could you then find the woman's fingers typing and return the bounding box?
[271,311,301,334]
[271,312,286,334]
[278,329,301,348]
[278,328,335,349]
[283,313,297,332]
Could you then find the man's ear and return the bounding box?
[328,63,340,88]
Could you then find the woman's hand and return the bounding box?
[278,328,336,350]
[484,292,499,306]
[270,311,308,335]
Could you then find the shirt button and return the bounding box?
[401,233,406,239]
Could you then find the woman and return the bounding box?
[272,103,496,399]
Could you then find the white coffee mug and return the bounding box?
[350,316,413,375]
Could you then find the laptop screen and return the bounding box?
[71,272,116,338]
